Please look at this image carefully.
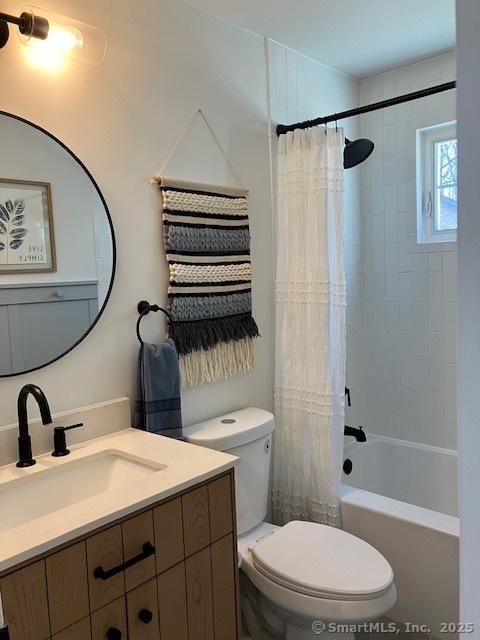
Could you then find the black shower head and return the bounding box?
[344,138,375,169]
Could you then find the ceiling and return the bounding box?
[185,0,456,78]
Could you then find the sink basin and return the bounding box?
[0,451,165,533]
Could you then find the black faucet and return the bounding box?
[17,384,52,468]
[344,425,367,443]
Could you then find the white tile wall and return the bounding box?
[360,52,457,449]
[267,41,366,428]
[268,44,457,450]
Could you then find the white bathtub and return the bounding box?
[341,434,459,639]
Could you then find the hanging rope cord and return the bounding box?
[152,108,248,192]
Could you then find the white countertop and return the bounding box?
[0,428,238,574]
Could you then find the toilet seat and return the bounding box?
[241,543,397,626]
[251,521,394,602]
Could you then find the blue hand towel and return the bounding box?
[133,339,183,438]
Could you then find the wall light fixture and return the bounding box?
[0,5,106,65]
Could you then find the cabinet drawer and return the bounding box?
[0,560,50,640]
[211,534,238,640]
[208,474,234,542]
[87,525,125,610]
[157,562,188,640]
[46,542,89,634]
[91,597,127,640]
[185,547,214,640]
[126,579,160,640]
[153,497,184,574]
[51,618,91,640]
[182,486,211,556]
[121,511,156,592]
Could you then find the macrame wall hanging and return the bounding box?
[153,110,259,386]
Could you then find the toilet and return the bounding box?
[184,408,396,640]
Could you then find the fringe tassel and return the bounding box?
[180,337,254,386]
[172,313,259,356]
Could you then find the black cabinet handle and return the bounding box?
[94,542,155,581]
[106,629,122,640]
[138,609,153,624]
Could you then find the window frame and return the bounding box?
[417,121,458,244]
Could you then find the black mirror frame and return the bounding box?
[0,110,116,378]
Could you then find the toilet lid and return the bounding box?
[251,521,393,601]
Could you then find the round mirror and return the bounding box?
[0,112,116,377]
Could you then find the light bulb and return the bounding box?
[44,25,83,54]
[18,5,106,66]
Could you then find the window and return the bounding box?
[417,122,457,244]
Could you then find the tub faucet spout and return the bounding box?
[344,425,367,442]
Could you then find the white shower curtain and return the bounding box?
[272,128,346,528]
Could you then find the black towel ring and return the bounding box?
[136,300,175,345]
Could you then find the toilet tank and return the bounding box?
[184,408,274,535]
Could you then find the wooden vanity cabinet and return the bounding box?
[126,579,160,640]
[91,597,127,640]
[52,618,91,640]
[86,525,125,611]
[0,560,50,640]
[0,469,239,640]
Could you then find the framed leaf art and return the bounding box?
[0,178,56,274]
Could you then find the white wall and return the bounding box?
[267,41,366,429]
[456,0,480,632]
[360,52,457,449]
[0,0,274,427]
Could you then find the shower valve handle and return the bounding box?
[345,387,351,407]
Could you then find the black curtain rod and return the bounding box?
[276,81,456,136]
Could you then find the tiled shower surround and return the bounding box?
[269,44,457,450]
[359,52,457,449]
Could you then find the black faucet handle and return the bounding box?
[52,423,84,457]
[63,422,84,432]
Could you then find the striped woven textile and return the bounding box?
[160,181,259,386]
